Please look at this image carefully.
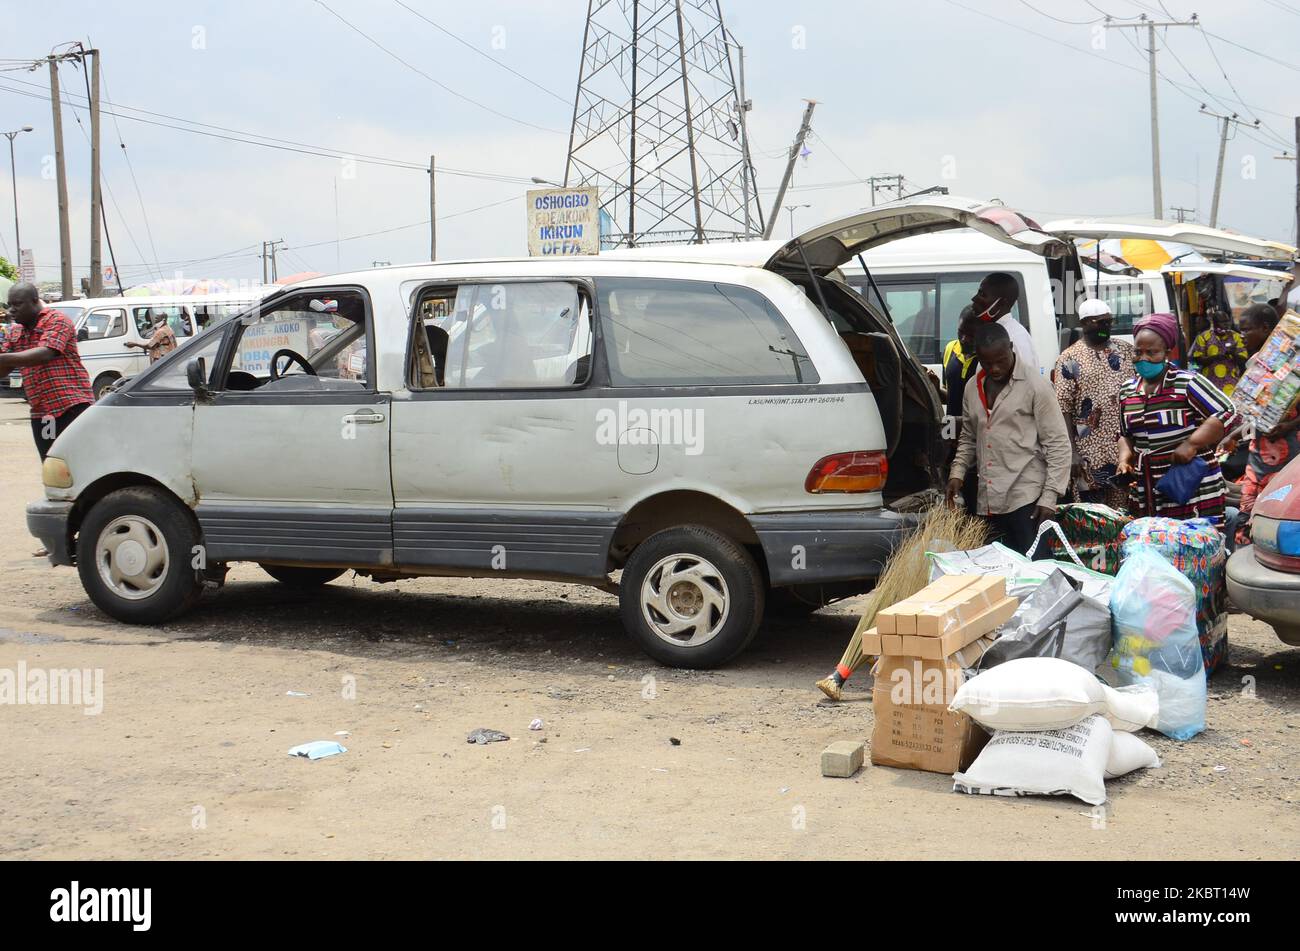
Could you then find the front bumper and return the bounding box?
[749,508,916,586]
[26,500,75,566]
[1226,545,1300,639]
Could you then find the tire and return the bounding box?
[619,525,764,669]
[260,565,346,587]
[76,487,203,624]
[92,373,121,401]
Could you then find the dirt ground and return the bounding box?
[1,394,1298,860]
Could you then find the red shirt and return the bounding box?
[1,308,95,419]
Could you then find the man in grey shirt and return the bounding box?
[946,321,1071,553]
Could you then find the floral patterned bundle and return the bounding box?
[1119,517,1229,675]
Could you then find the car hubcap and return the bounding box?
[640,553,730,648]
[96,515,170,601]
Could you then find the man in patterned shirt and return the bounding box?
[0,283,95,461]
[125,308,178,363]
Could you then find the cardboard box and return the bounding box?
[876,575,976,635]
[899,595,1019,660]
[873,655,965,706]
[909,575,1008,637]
[870,686,989,774]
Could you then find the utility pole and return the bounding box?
[784,204,811,238]
[1200,106,1259,228]
[429,155,437,261]
[3,126,33,259]
[1169,206,1197,224]
[764,99,816,240]
[87,48,103,297]
[262,239,284,283]
[866,174,906,207]
[48,56,73,300]
[1105,14,1201,219]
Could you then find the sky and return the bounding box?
[1,0,1298,289]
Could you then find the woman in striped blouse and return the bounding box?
[1115,312,1240,526]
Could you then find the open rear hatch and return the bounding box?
[1044,217,1297,265]
[767,197,1074,502]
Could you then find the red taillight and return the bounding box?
[805,451,888,494]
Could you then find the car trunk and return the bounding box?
[764,197,1074,503]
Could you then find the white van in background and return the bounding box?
[73,291,274,398]
[839,230,1066,373]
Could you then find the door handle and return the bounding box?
[342,412,386,425]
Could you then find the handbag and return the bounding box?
[1154,457,1210,506]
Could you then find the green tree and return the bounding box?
[0,256,17,282]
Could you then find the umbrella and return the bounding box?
[1079,238,1204,272]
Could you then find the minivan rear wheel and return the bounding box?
[77,487,203,624]
[260,565,347,587]
[619,525,764,669]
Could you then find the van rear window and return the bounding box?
[595,278,817,386]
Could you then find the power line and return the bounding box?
[92,37,162,281]
[0,75,537,184]
[1016,1,1101,25]
[945,1,1295,124]
[284,194,521,253]
[390,0,569,104]
[312,0,564,135]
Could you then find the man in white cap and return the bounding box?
[1052,298,1136,507]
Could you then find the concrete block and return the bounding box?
[821,740,865,778]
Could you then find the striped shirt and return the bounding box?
[1118,368,1239,525]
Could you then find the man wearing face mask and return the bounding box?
[969,272,1039,374]
[1052,299,1135,507]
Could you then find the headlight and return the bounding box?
[42,457,73,489]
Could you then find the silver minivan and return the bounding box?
[26,197,1069,668]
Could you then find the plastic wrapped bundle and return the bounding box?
[1109,548,1207,740]
[1119,517,1228,675]
[1043,503,1133,576]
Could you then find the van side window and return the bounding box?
[132,306,189,338]
[409,281,592,390]
[218,291,372,392]
[596,278,817,386]
[82,308,127,340]
[851,273,1026,365]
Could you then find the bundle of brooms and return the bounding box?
[815,505,988,701]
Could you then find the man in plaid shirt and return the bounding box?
[0,283,95,461]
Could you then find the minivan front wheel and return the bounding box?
[77,487,203,624]
[620,526,764,669]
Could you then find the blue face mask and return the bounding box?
[1135,359,1167,381]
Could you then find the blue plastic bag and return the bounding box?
[1155,458,1210,506]
[1108,547,1206,740]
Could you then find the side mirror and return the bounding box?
[76,327,89,342]
[186,357,207,390]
